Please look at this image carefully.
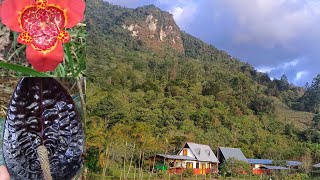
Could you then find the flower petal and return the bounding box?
[1,0,34,32]
[18,32,32,44]
[57,30,70,44]
[26,43,64,72]
[49,0,85,28]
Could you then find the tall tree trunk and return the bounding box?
[138,151,142,179]
[123,141,128,179]
[126,142,136,179]
[148,151,157,180]
[140,152,145,180]
[102,147,109,180]
[134,164,136,180]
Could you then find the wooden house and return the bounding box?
[151,142,219,175]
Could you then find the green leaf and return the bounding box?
[0,62,52,77]
[64,43,75,77]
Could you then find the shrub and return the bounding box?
[156,171,165,178]
[220,158,251,177]
[182,168,194,178]
[284,173,309,180]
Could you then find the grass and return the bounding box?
[272,97,314,130]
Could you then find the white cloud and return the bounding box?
[294,71,309,83]
[153,0,198,30]
[257,66,276,74]
[169,5,197,29]
[171,7,183,19]
[219,0,320,48]
[283,59,299,68]
[256,58,300,75]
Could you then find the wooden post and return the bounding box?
[180,160,183,180]
[134,164,136,180]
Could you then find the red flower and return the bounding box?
[0,0,85,72]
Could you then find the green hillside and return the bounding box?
[273,97,313,130]
[85,0,320,178]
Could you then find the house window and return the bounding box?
[186,162,193,169]
[183,149,188,156]
[196,163,199,169]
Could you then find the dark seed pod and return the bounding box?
[2,78,84,180]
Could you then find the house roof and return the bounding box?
[286,161,302,167]
[182,142,219,163]
[156,154,196,161]
[219,147,248,162]
[313,163,320,168]
[248,159,273,165]
[263,166,289,170]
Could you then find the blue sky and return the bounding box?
[106,0,320,86]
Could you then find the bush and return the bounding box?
[220,158,251,177]
[156,171,165,178]
[284,173,309,180]
[170,175,180,180]
[182,168,194,178]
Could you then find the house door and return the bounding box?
[200,164,206,174]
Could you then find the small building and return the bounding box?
[217,147,249,174]
[261,165,289,175]
[263,166,289,170]
[151,142,219,175]
[248,159,273,175]
[286,160,302,168]
[218,147,248,164]
[312,163,320,177]
[313,163,320,168]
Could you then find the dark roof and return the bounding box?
[183,142,219,163]
[156,154,196,161]
[286,161,302,167]
[313,163,320,168]
[248,159,273,165]
[219,147,248,162]
[263,166,289,170]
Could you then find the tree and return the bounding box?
[298,74,320,113]
[300,148,313,175]
[313,114,320,130]
[250,95,275,114]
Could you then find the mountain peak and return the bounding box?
[122,4,184,53]
[140,4,160,10]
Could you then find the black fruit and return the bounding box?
[2,78,84,180]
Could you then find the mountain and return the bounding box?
[122,5,184,53]
[85,0,319,177]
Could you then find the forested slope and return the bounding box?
[85,0,320,176]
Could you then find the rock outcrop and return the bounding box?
[121,5,184,53]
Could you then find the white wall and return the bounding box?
[178,148,196,158]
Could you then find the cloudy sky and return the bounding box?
[106,0,320,86]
